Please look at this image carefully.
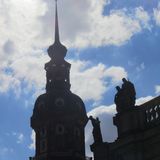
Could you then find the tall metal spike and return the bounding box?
[55,0,60,43]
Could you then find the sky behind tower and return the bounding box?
[0,0,160,159]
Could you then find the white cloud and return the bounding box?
[29,130,35,150]
[10,53,48,94]
[0,52,48,98]
[12,132,24,144]
[105,66,127,83]
[0,0,150,53]
[0,0,145,59]
[41,2,152,48]
[136,62,145,72]
[70,60,127,101]
[70,61,108,101]
[0,0,48,97]
[0,53,127,102]
[155,85,160,95]
[154,2,160,26]
[17,133,24,144]
[62,8,142,48]
[136,96,154,105]
[0,0,151,100]
[0,71,21,97]
[135,7,151,29]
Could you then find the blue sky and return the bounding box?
[0,0,160,159]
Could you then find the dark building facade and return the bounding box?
[30,1,160,160]
[30,1,88,160]
[91,93,160,160]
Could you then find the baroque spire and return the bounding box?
[55,0,60,43]
[48,0,67,60]
[45,0,71,92]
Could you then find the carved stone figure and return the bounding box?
[89,116,103,144]
[114,86,124,113]
[114,78,136,113]
[122,78,136,107]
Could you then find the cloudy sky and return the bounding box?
[0,0,160,159]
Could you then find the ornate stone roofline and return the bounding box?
[139,95,160,127]
[113,96,160,138]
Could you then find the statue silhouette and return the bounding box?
[114,86,124,113]
[114,78,136,113]
[89,116,103,144]
[122,78,136,107]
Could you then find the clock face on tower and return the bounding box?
[55,97,65,107]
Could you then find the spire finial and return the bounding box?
[47,0,67,59]
[55,0,60,43]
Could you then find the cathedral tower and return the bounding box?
[31,1,88,160]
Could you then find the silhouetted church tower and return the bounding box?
[31,1,88,160]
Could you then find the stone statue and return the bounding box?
[114,78,136,113]
[114,86,124,113]
[89,116,103,144]
[122,78,136,107]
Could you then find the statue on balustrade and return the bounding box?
[89,116,103,144]
[114,86,124,113]
[114,78,136,113]
[156,106,160,119]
